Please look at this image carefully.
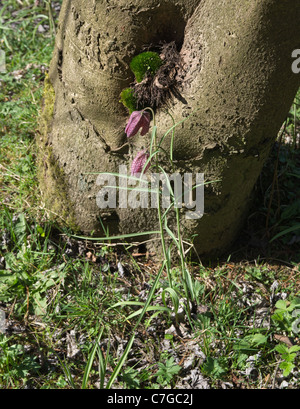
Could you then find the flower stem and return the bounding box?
[167,111,192,319]
[147,109,173,288]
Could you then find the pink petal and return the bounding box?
[131,150,150,176]
[140,112,151,136]
[125,111,150,138]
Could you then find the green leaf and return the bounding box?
[109,301,145,310]
[289,345,300,353]
[71,230,161,242]
[36,225,45,237]
[184,268,196,302]
[271,310,284,322]
[275,344,289,355]
[56,356,76,389]
[0,25,13,30]
[126,305,170,321]
[251,333,268,346]
[270,223,300,242]
[156,357,181,385]
[120,367,140,389]
[279,361,295,377]
[202,357,228,379]
[290,297,300,309]
[275,300,289,311]
[33,292,47,316]
[233,333,266,354]
[282,353,297,363]
[163,219,180,251]
[82,328,104,389]
[14,213,27,244]
[162,287,179,315]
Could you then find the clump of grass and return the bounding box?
[0,0,57,218]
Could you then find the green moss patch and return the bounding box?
[129,51,163,83]
[120,44,182,113]
[37,75,78,231]
[119,87,137,113]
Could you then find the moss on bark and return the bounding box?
[37,74,79,230]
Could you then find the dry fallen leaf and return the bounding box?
[274,334,294,347]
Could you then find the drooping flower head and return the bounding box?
[125,110,150,138]
[131,150,151,177]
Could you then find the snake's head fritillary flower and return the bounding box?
[131,150,151,176]
[125,110,150,138]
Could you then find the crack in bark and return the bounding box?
[73,107,128,154]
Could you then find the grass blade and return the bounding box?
[125,305,171,321]
[81,327,104,389]
[55,355,77,389]
[71,230,160,242]
[106,261,166,388]
[270,223,300,242]
[162,287,180,316]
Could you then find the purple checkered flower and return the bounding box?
[131,150,151,176]
[125,110,150,138]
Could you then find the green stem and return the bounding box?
[154,130,173,288]
[166,111,192,319]
[145,108,172,288]
[175,205,192,318]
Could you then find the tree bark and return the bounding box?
[38,0,300,257]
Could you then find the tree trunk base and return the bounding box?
[37,0,300,258]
